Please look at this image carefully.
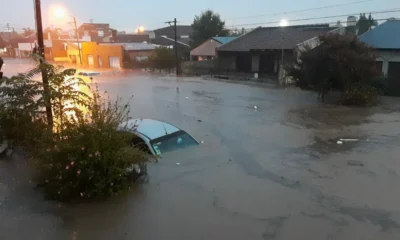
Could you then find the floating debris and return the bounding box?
[254,106,258,109]
[347,160,364,167]
[337,141,343,144]
[340,138,359,142]
[176,163,180,165]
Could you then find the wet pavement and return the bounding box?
[2,58,400,239]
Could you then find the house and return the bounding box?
[190,37,237,61]
[359,19,400,82]
[78,23,117,43]
[216,24,337,79]
[81,42,124,68]
[101,42,156,67]
[152,25,193,58]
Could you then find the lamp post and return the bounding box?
[53,7,82,65]
[71,17,82,65]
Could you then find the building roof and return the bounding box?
[78,23,110,31]
[153,25,193,37]
[218,25,337,51]
[115,34,150,43]
[102,42,157,51]
[151,36,190,48]
[359,19,400,49]
[212,36,237,44]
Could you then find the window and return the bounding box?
[98,30,104,37]
[131,135,151,154]
[150,130,198,155]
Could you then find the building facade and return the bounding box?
[81,42,124,68]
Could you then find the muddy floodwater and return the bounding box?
[1,59,400,239]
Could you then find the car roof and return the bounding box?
[119,118,181,140]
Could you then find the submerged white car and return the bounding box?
[118,118,199,156]
[76,71,100,78]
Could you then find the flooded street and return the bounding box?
[2,59,400,239]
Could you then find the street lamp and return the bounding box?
[53,7,82,65]
[136,26,145,33]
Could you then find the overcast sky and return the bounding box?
[0,0,399,33]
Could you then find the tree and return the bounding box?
[190,10,228,48]
[22,28,35,37]
[44,27,62,40]
[148,47,175,69]
[287,34,380,105]
[357,13,375,35]
[0,36,7,48]
[229,27,246,36]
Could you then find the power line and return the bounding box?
[223,17,399,30]
[224,8,400,28]
[225,0,376,20]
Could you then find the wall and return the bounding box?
[216,51,236,71]
[181,59,216,75]
[81,42,124,68]
[127,50,153,62]
[49,39,68,60]
[251,53,260,72]
[18,43,35,51]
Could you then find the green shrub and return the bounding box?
[339,84,379,106]
[34,124,147,200]
[33,86,148,200]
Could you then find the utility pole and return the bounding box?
[34,0,53,127]
[165,18,179,76]
[6,23,11,44]
[71,17,82,65]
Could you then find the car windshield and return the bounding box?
[149,130,198,155]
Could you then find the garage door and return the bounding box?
[87,55,94,66]
[388,62,400,96]
[109,57,120,68]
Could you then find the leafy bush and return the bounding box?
[0,60,148,201]
[148,47,176,69]
[287,33,380,105]
[339,84,379,106]
[0,70,47,147]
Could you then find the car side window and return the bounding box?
[131,136,151,154]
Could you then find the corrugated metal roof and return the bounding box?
[359,19,400,49]
[212,37,237,44]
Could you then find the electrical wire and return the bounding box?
[223,17,399,30]
[225,0,377,20]
[224,8,400,28]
